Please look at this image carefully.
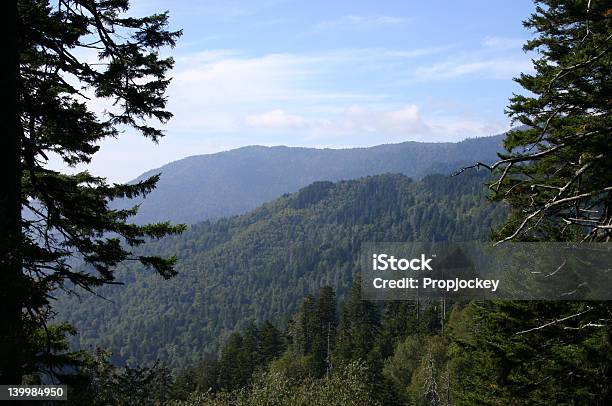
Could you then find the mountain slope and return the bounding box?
[59,172,505,366]
[120,134,504,224]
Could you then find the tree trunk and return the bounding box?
[0,0,23,385]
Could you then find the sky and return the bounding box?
[48,0,537,183]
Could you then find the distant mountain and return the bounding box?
[119,134,505,225]
[59,171,505,366]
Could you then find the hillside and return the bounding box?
[119,134,504,225]
[58,172,505,366]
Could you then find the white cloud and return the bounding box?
[313,104,507,143]
[47,44,518,182]
[331,104,428,136]
[238,105,430,136]
[426,117,507,140]
[167,46,452,122]
[239,104,505,144]
[314,14,407,31]
[246,109,306,128]
[169,0,292,19]
[166,49,399,133]
[412,57,532,81]
[164,48,518,140]
[482,36,526,50]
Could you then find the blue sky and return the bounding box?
[50,0,537,182]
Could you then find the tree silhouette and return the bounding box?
[0,0,183,383]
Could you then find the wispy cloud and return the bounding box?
[193,4,251,18]
[316,105,429,138]
[482,36,526,50]
[246,110,306,128]
[180,0,292,19]
[166,46,516,140]
[48,43,517,182]
[412,57,532,82]
[169,48,423,117]
[240,104,506,143]
[46,0,535,183]
[313,14,408,31]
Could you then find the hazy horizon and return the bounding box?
[111,131,508,183]
[46,0,535,183]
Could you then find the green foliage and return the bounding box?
[19,0,184,284]
[335,277,381,364]
[176,320,286,394]
[449,301,612,405]
[485,0,612,243]
[1,0,184,382]
[67,349,174,406]
[57,172,504,367]
[216,332,250,391]
[406,336,451,406]
[259,321,286,364]
[215,321,285,392]
[269,352,318,382]
[383,334,425,403]
[452,2,612,404]
[376,302,415,362]
[285,286,338,377]
[117,135,505,225]
[171,361,379,406]
[23,322,86,383]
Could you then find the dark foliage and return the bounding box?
[57,171,504,367]
[0,0,183,383]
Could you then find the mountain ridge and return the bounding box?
[119,133,505,225]
[61,171,505,366]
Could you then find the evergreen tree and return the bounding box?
[217,332,248,391]
[377,302,418,358]
[460,0,612,242]
[335,277,380,364]
[456,1,612,403]
[284,287,338,377]
[291,294,317,356]
[452,300,612,404]
[0,0,183,383]
[258,321,285,364]
[192,354,220,393]
[68,349,175,406]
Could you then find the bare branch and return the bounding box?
[516,307,593,335]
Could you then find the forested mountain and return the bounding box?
[119,134,504,224]
[58,171,504,367]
